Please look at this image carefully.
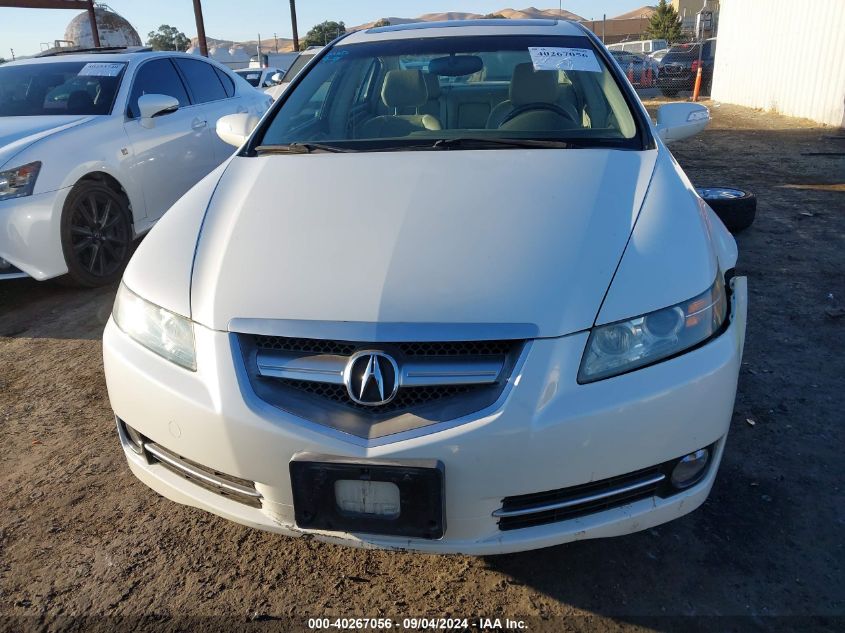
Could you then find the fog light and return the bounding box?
[670,448,710,489]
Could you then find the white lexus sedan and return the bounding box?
[104,20,747,554]
[0,49,271,286]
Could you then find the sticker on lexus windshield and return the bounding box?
[78,62,124,77]
[528,47,602,73]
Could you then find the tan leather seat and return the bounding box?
[486,63,578,129]
[358,70,442,138]
[420,73,444,122]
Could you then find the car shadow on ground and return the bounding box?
[0,277,117,341]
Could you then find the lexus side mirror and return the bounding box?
[137,93,180,129]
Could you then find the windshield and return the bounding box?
[235,69,263,87]
[282,54,314,82]
[257,35,641,151]
[664,44,700,61]
[0,61,126,116]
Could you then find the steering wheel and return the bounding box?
[499,102,577,127]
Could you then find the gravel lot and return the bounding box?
[1,103,843,632]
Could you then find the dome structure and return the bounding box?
[65,5,141,48]
[209,46,234,63]
[228,45,250,64]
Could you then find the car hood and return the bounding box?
[0,115,93,169]
[191,149,657,337]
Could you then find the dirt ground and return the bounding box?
[1,103,843,632]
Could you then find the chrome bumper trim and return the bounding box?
[492,473,666,518]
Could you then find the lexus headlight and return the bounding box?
[0,161,41,201]
[579,275,728,383]
[112,283,196,370]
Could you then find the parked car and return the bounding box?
[263,47,323,101]
[610,50,659,87]
[607,39,668,55]
[657,38,717,97]
[105,19,747,554]
[0,48,272,285]
[234,67,284,89]
[649,48,670,63]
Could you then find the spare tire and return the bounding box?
[696,187,757,233]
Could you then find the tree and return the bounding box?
[482,13,506,19]
[146,25,190,52]
[373,18,390,27]
[303,21,346,47]
[645,0,683,43]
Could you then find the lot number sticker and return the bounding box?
[78,62,124,77]
[528,47,602,72]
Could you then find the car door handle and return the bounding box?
[191,117,208,130]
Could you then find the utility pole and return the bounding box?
[192,0,208,57]
[274,32,278,53]
[86,0,100,47]
[289,0,299,52]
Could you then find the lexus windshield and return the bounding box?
[256,35,643,151]
[0,61,126,116]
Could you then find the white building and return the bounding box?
[712,0,845,127]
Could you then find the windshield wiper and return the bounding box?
[430,137,578,150]
[255,142,358,154]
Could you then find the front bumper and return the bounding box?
[0,187,71,281]
[104,278,747,554]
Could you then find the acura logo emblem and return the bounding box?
[344,351,400,406]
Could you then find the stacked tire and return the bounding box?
[696,187,757,233]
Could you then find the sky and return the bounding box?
[1,1,647,58]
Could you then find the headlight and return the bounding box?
[579,275,728,383]
[112,283,196,370]
[0,161,41,201]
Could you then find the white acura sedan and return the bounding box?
[0,49,271,286]
[104,20,747,554]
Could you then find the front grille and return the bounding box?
[496,463,670,531]
[278,378,485,414]
[238,334,526,439]
[253,335,516,358]
[255,335,356,356]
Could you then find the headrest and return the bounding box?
[510,63,559,106]
[381,69,428,108]
[423,73,441,99]
[66,90,94,114]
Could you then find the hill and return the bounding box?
[354,6,585,30]
[612,5,657,20]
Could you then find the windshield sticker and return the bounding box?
[78,62,124,77]
[322,49,349,64]
[528,47,602,73]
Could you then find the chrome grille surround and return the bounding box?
[235,334,527,440]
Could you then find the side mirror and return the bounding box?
[655,102,710,143]
[137,94,180,129]
[270,72,283,84]
[216,112,260,147]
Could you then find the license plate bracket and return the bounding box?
[289,454,445,539]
